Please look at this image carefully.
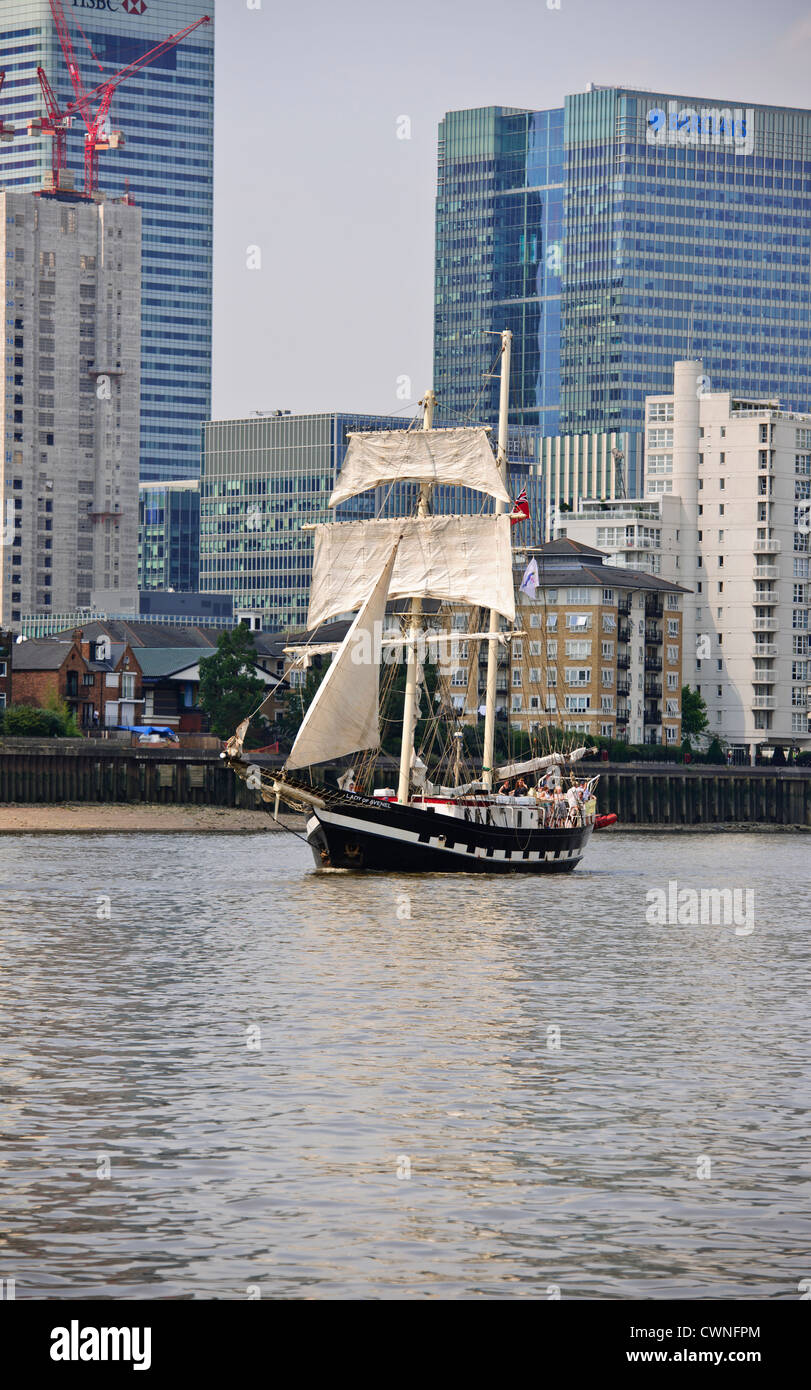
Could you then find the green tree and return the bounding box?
[1,702,78,737]
[681,684,709,737]
[198,625,267,740]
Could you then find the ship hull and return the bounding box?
[305,795,593,873]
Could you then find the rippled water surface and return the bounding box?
[0,829,809,1299]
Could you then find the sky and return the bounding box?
[211,0,811,423]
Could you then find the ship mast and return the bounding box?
[396,389,436,804]
[481,328,512,791]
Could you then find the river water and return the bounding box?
[0,828,809,1300]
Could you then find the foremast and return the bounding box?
[482,328,512,792]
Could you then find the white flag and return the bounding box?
[519,557,539,597]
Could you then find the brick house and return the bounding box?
[11,631,143,730]
[0,627,12,712]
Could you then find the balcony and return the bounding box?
[617,653,630,670]
[644,680,663,698]
[751,695,776,710]
[645,624,663,644]
[754,565,779,580]
[643,705,662,724]
[644,656,663,672]
[618,622,631,644]
[616,680,631,697]
[753,589,778,606]
[753,539,781,554]
[753,617,778,632]
[753,643,778,657]
[617,597,632,616]
[645,596,664,617]
[752,669,777,684]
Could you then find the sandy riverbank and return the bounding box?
[0,803,306,834]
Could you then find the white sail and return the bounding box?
[308,514,515,630]
[286,542,399,770]
[495,748,592,780]
[329,426,511,507]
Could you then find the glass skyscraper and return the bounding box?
[435,87,811,439]
[0,0,214,482]
[138,478,200,592]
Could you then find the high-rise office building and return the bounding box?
[0,188,141,628]
[138,478,199,592]
[435,89,811,441]
[200,412,412,632]
[0,0,214,482]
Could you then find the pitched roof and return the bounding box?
[12,639,76,671]
[135,648,210,678]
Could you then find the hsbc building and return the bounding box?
[0,0,215,483]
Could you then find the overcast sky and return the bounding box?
[211,0,811,423]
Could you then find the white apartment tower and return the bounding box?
[646,360,810,755]
[0,189,141,629]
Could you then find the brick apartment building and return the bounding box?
[448,540,688,746]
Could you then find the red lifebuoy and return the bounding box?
[595,813,618,829]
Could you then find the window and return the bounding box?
[602,612,616,632]
[600,695,614,712]
[601,641,614,658]
[512,669,522,687]
[511,694,523,712]
[546,640,557,658]
[665,700,679,717]
[565,640,591,658]
[564,694,590,712]
[719,478,725,491]
[566,613,590,631]
[665,725,678,744]
[602,589,614,604]
[667,645,678,663]
[566,587,592,604]
[667,619,680,637]
[667,672,678,690]
[565,667,591,686]
[546,669,557,686]
[601,668,613,687]
[546,614,557,630]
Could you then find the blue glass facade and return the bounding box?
[0,0,214,482]
[138,479,200,591]
[435,88,811,438]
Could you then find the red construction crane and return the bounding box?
[0,71,16,142]
[31,1,211,197]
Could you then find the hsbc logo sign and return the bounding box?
[71,1,149,13]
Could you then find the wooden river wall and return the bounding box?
[0,742,810,826]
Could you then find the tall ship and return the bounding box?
[223,330,603,872]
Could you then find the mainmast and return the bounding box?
[481,329,512,791]
[396,389,436,804]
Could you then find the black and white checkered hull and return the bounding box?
[306,795,593,873]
